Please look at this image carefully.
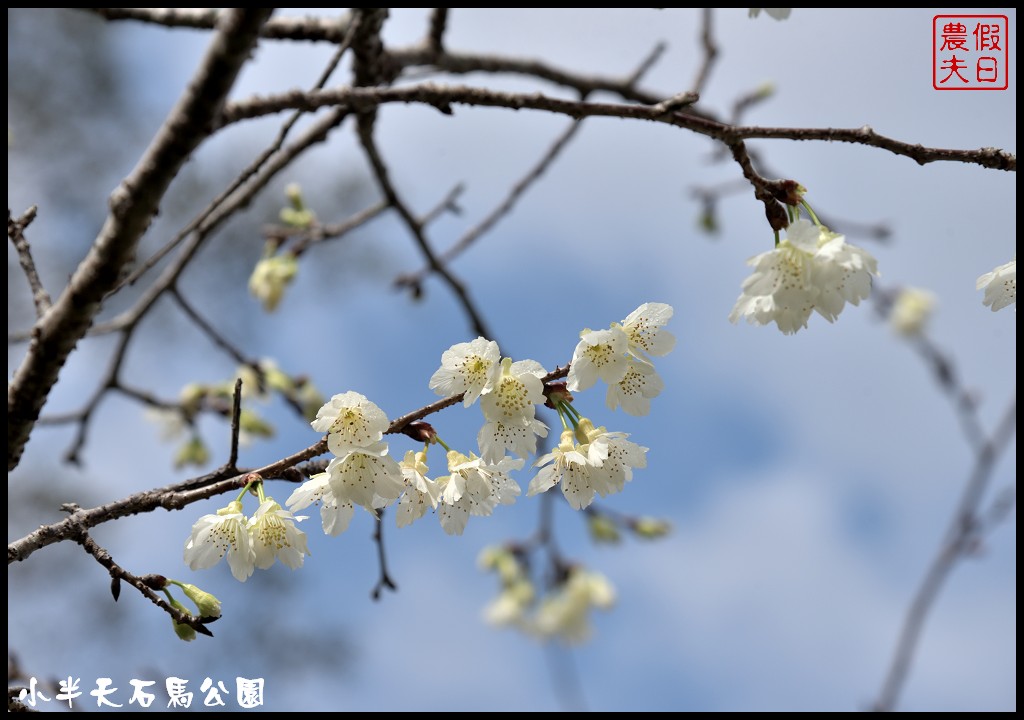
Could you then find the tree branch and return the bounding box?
[356,115,492,339]
[370,509,398,601]
[170,287,250,367]
[8,8,275,473]
[7,206,50,318]
[395,42,668,292]
[219,84,1016,172]
[267,200,389,253]
[426,8,449,57]
[74,529,215,637]
[871,396,1016,711]
[89,108,351,340]
[82,8,352,43]
[114,13,358,294]
[690,8,718,96]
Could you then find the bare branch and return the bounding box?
[271,200,390,255]
[735,125,1016,171]
[396,43,669,294]
[356,116,492,339]
[115,14,358,293]
[871,396,1016,711]
[625,41,667,87]
[390,48,671,108]
[8,8,274,473]
[82,8,352,43]
[350,9,395,87]
[725,140,793,230]
[170,287,250,367]
[91,107,351,339]
[396,120,584,294]
[427,8,449,57]
[690,8,718,96]
[370,509,398,601]
[227,379,244,472]
[7,206,50,318]
[75,530,214,637]
[418,183,466,226]
[35,330,133,466]
[219,84,1016,172]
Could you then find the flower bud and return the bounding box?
[177,582,222,619]
[632,516,672,539]
[169,598,197,642]
[587,514,622,544]
[174,436,210,469]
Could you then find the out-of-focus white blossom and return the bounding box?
[889,287,937,336]
[532,568,616,645]
[749,8,791,20]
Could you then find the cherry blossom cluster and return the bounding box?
[184,481,309,583]
[183,302,674,587]
[728,197,1013,335]
[729,216,879,335]
[479,546,616,645]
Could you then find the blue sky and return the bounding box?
[7,8,1016,712]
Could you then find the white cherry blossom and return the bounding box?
[428,337,501,406]
[184,500,255,582]
[248,498,309,571]
[977,257,1016,311]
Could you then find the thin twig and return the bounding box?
[275,200,389,255]
[116,16,359,292]
[74,528,215,637]
[170,287,250,367]
[871,396,1016,711]
[395,119,584,292]
[418,183,466,226]
[88,107,351,341]
[228,378,244,472]
[625,41,667,87]
[36,330,132,465]
[356,116,492,338]
[8,206,50,318]
[426,8,448,57]
[397,42,669,291]
[690,8,717,96]
[725,140,792,230]
[82,8,353,43]
[729,84,774,125]
[391,47,680,110]
[370,508,398,600]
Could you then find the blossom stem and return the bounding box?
[561,400,584,425]
[434,436,453,452]
[554,400,578,431]
[800,199,822,227]
[787,204,798,225]
[233,479,257,505]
